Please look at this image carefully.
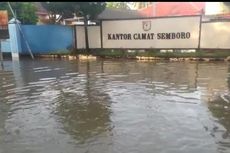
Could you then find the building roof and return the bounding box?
[205,13,230,21]
[33,2,48,15]
[138,2,205,17]
[97,8,145,20]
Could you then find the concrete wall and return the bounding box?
[76,26,101,49]
[88,26,101,48]
[1,39,11,53]
[76,26,85,49]
[201,22,230,49]
[3,18,230,56]
[75,17,201,49]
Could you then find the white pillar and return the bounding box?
[8,18,22,60]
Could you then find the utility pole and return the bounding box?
[0,39,3,68]
[84,15,90,55]
[7,2,34,60]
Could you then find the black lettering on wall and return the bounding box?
[150,33,154,39]
[142,33,146,39]
[186,32,190,39]
[181,32,185,39]
[165,33,170,39]
[108,32,191,40]
[133,33,138,40]
[157,33,161,39]
[108,34,112,40]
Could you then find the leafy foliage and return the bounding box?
[106,2,130,10]
[41,2,106,24]
[41,2,74,24]
[223,2,230,7]
[40,2,106,52]
[76,2,106,19]
[0,2,38,24]
[223,2,230,12]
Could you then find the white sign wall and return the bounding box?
[102,16,201,49]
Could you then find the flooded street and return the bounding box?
[0,59,230,153]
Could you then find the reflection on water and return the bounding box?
[206,64,230,152]
[56,62,112,143]
[208,94,230,152]
[0,59,230,153]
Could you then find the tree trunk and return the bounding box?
[84,15,89,55]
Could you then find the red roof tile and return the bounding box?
[139,2,205,17]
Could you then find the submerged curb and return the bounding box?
[36,54,230,62]
[136,56,227,62]
[36,55,97,60]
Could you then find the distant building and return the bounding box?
[33,2,49,25]
[63,8,145,25]
[97,8,144,20]
[138,2,230,21]
[127,2,153,10]
[33,2,145,25]
[33,2,230,25]
[63,16,96,25]
[138,2,205,17]
[204,2,230,21]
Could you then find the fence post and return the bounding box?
[0,40,3,68]
[197,15,202,51]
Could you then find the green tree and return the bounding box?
[76,2,106,54]
[41,2,74,24]
[106,2,130,9]
[75,2,106,20]
[223,2,230,7]
[0,2,38,24]
[128,2,153,9]
[41,2,106,24]
[223,2,230,13]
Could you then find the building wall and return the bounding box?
[201,22,230,49]
[0,39,11,53]
[75,18,230,50]
[3,18,230,55]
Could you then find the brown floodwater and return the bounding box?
[0,59,230,153]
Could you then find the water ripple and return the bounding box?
[0,60,230,153]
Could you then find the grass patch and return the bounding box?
[72,49,230,59]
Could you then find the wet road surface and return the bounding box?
[0,59,230,153]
